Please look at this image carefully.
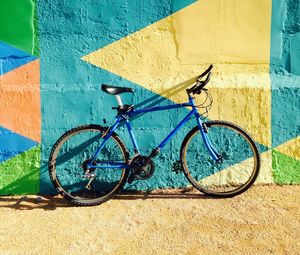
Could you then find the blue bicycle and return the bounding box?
[49,65,260,206]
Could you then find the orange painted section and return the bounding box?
[0,60,41,142]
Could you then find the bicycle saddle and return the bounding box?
[101,84,134,95]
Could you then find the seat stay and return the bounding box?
[89,116,122,164]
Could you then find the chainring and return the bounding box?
[129,155,155,180]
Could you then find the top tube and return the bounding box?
[127,101,194,116]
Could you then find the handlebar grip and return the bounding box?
[199,72,211,89]
[193,72,212,94]
[186,64,213,95]
[197,64,213,80]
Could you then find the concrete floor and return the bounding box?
[0,186,299,255]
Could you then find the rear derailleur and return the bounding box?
[82,159,96,190]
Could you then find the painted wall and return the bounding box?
[0,0,40,194]
[0,0,299,195]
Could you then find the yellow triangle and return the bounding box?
[255,150,274,184]
[199,150,273,187]
[82,0,272,147]
[274,137,300,160]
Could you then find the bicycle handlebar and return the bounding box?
[197,64,213,82]
[186,64,213,95]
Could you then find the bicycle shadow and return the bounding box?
[114,189,210,200]
[135,76,196,107]
[128,76,197,122]
[0,189,211,211]
[0,195,71,210]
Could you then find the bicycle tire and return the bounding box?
[48,124,129,206]
[180,121,260,197]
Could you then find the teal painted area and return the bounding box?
[290,33,300,75]
[183,125,259,182]
[38,0,197,193]
[39,78,197,193]
[270,0,286,72]
[172,0,197,12]
[271,87,300,147]
[270,0,300,74]
[53,128,126,195]
[270,0,300,148]
[38,0,197,55]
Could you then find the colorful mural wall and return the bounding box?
[0,0,299,195]
[0,0,40,194]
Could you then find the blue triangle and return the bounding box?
[0,41,36,75]
[0,126,38,163]
[172,0,197,12]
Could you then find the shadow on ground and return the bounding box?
[0,189,210,210]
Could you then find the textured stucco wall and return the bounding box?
[271,0,300,183]
[0,0,299,195]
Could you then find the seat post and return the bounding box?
[115,95,123,106]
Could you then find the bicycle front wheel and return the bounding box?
[49,124,129,206]
[180,121,260,197]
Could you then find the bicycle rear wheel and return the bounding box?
[180,121,260,197]
[49,124,129,206]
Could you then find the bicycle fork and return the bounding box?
[139,106,222,169]
[191,98,222,163]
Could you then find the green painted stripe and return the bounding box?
[0,0,38,56]
[0,146,40,195]
[272,150,300,184]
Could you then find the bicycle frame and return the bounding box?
[88,95,220,169]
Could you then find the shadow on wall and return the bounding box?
[136,77,196,108]
[130,76,197,122]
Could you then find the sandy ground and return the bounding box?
[0,186,299,255]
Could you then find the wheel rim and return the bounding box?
[51,128,127,202]
[182,123,258,195]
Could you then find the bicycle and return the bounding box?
[48,65,260,206]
